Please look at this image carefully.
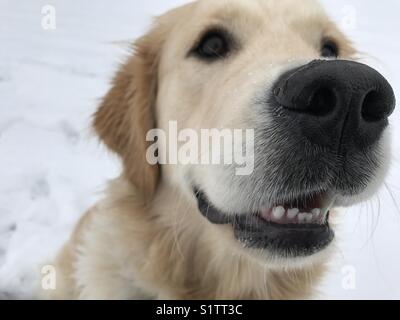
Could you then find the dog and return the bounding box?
[42,0,395,299]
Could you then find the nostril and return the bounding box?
[308,87,337,117]
[361,90,387,122]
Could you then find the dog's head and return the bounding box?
[94,0,395,267]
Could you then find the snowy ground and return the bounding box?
[0,0,399,299]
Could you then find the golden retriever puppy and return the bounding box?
[42,0,395,299]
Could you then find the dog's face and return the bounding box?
[95,0,395,267]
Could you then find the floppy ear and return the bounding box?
[93,30,163,199]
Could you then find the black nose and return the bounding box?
[272,60,395,149]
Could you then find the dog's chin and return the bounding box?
[194,189,336,261]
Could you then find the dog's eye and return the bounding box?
[194,31,230,60]
[321,39,339,58]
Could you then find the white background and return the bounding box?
[0,0,399,299]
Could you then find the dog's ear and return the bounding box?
[93,29,164,199]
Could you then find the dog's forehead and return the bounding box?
[159,0,329,45]
[191,0,326,23]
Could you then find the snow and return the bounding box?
[0,0,399,299]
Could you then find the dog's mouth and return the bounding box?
[194,190,335,257]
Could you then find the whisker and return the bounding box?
[384,182,400,216]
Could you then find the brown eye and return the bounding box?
[194,31,230,60]
[321,39,339,58]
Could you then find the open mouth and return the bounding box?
[194,190,335,257]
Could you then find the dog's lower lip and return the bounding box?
[234,213,334,256]
[194,189,335,256]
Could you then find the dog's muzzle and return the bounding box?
[194,60,396,259]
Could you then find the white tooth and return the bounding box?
[287,208,299,219]
[298,213,307,222]
[311,208,321,216]
[272,206,285,220]
[306,213,313,223]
